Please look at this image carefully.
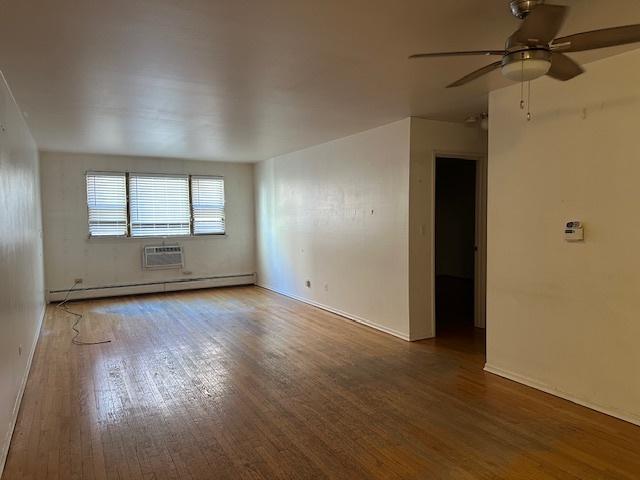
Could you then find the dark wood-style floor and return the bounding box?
[3,286,640,479]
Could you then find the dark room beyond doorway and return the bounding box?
[435,157,477,335]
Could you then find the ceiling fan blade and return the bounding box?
[446,61,503,88]
[547,53,585,81]
[409,50,505,59]
[509,4,568,46]
[552,24,640,52]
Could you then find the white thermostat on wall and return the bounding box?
[564,221,584,242]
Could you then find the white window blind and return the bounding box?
[129,174,190,237]
[86,172,127,236]
[191,176,225,235]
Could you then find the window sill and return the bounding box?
[87,234,227,241]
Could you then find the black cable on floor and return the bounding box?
[56,281,111,346]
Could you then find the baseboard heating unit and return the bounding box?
[47,273,256,302]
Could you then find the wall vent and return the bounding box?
[143,245,184,269]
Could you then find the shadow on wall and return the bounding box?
[490,82,639,158]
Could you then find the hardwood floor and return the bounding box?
[3,286,640,479]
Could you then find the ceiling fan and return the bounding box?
[409,0,640,88]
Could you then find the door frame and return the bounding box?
[431,152,487,331]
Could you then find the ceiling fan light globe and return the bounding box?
[501,58,551,82]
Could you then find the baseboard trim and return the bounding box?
[484,363,640,427]
[257,284,411,341]
[409,333,434,342]
[0,302,46,477]
[47,273,256,302]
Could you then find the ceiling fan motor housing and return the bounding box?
[510,0,545,19]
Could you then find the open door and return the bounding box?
[434,155,486,335]
[474,155,487,330]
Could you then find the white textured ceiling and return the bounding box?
[1,0,639,162]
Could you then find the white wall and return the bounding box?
[0,73,45,473]
[254,117,488,340]
[486,48,640,425]
[40,152,255,298]
[408,118,488,338]
[255,119,413,339]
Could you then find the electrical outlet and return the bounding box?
[74,278,83,284]
[18,345,22,356]
[305,280,311,288]
[324,283,329,292]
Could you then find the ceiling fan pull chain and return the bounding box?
[520,54,525,110]
[527,80,532,121]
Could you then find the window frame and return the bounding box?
[85,170,129,238]
[190,175,226,237]
[128,172,192,238]
[85,170,227,239]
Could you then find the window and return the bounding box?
[191,176,225,235]
[85,171,226,237]
[129,174,190,237]
[86,172,127,236]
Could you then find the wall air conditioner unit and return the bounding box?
[143,245,184,270]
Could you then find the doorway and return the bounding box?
[434,156,484,340]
